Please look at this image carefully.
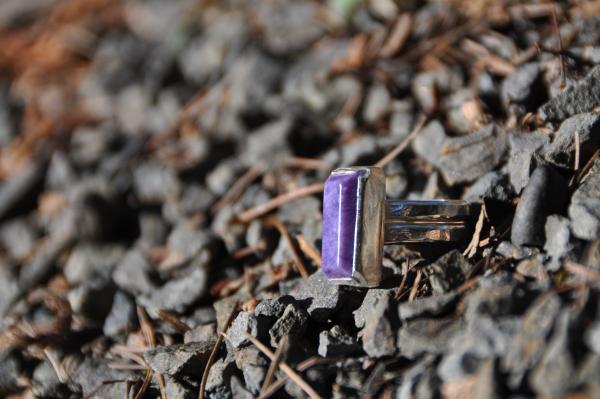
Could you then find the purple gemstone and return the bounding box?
[322,170,364,279]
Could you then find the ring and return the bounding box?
[321,166,480,287]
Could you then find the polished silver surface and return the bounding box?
[383,222,469,243]
[384,199,478,244]
[385,200,478,221]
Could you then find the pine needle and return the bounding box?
[239,332,321,399]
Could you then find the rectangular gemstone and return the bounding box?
[321,170,364,279]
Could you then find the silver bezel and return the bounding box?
[327,166,385,287]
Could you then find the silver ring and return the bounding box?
[321,166,479,287]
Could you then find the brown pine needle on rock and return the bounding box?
[574,129,581,171]
[199,302,239,399]
[564,261,600,282]
[43,348,69,383]
[283,156,332,170]
[551,5,566,88]
[375,113,427,168]
[408,269,422,302]
[394,269,409,299]
[267,217,310,279]
[237,182,325,223]
[133,369,154,399]
[212,162,266,214]
[464,206,485,258]
[258,357,338,399]
[136,306,156,348]
[239,332,321,399]
[574,148,600,185]
[379,13,412,58]
[296,234,322,268]
[261,335,288,394]
[233,241,267,259]
[136,306,167,399]
[156,309,192,334]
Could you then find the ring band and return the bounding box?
[384,200,476,243]
[321,167,479,286]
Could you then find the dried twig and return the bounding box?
[574,148,600,185]
[457,276,482,294]
[479,54,515,76]
[0,289,71,350]
[212,162,266,213]
[464,206,485,258]
[239,332,321,399]
[296,234,322,268]
[333,86,363,132]
[258,357,337,399]
[266,217,310,279]
[133,369,154,399]
[156,309,192,334]
[233,241,266,259]
[366,26,387,60]
[375,114,427,168]
[564,261,600,282]
[261,335,288,394]
[210,276,246,298]
[147,88,209,151]
[156,360,168,396]
[136,306,156,349]
[330,34,369,74]
[237,182,325,223]
[283,157,332,171]
[136,307,167,399]
[44,348,69,383]
[401,20,484,62]
[379,13,412,58]
[551,6,566,88]
[111,345,148,367]
[574,129,581,171]
[408,269,422,301]
[199,302,239,399]
[108,363,147,371]
[394,268,410,299]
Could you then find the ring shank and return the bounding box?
[383,200,479,243]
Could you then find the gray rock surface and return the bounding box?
[425,250,472,294]
[539,65,600,122]
[269,303,308,347]
[398,292,459,321]
[228,311,268,349]
[143,341,215,377]
[544,113,600,168]
[511,165,569,246]
[318,326,360,357]
[413,122,507,185]
[569,158,600,240]
[354,289,396,357]
[507,131,549,192]
[103,290,137,338]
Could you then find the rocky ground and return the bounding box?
[0,0,599,398]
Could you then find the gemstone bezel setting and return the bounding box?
[322,166,385,286]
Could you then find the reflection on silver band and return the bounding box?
[383,200,479,243]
